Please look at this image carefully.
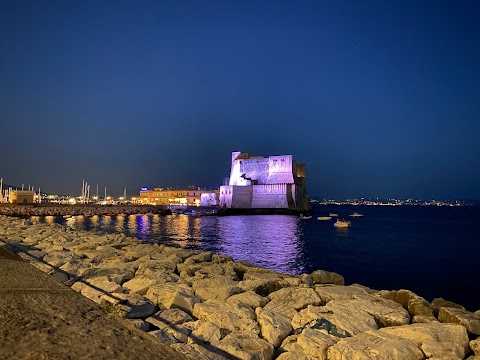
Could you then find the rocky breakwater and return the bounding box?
[0,204,171,217]
[1,215,479,360]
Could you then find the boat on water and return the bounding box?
[299,214,312,220]
[334,219,351,228]
[317,216,332,221]
[349,212,364,217]
[104,213,118,217]
[329,213,339,217]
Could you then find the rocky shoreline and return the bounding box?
[1,215,479,360]
[0,204,171,217]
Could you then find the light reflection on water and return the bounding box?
[31,213,308,275]
[30,205,480,311]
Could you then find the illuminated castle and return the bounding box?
[219,151,310,211]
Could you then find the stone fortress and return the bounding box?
[219,151,310,211]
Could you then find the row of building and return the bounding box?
[138,151,310,211]
[2,151,310,211]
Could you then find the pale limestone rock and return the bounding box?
[81,266,135,284]
[190,321,227,345]
[327,330,424,360]
[192,275,242,301]
[135,259,179,274]
[146,284,200,315]
[189,342,231,360]
[43,251,79,268]
[239,271,293,296]
[432,297,465,314]
[85,276,123,294]
[193,299,259,335]
[412,315,439,323]
[146,309,193,329]
[264,286,322,320]
[299,274,313,286]
[126,319,150,331]
[276,352,316,360]
[466,356,480,360]
[381,289,435,318]
[288,328,337,359]
[471,337,480,354]
[179,262,239,284]
[149,329,179,345]
[325,295,410,327]
[217,332,274,360]
[314,284,369,303]
[189,251,213,263]
[110,293,156,319]
[123,273,189,295]
[256,307,292,347]
[71,281,106,304]
[380,322,469,359]
[439,307,480,335]
[227,290,269,309]
[212,254,234,263]
[170,343,210,360]
[292,305,377,336]
[310,270,344,285]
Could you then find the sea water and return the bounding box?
[33,204,480,311]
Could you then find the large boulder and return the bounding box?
[292,305,377,336]
[263,287,322,320]
[438,307,480,335]
[325,295,410,327]
[314,284,369,303]
[379,322,469,359]
[285,328,337,360]
[191,275,242,301]
[193,299,259,335]
[256,307,293,347]
[310,270,344,285]
[146,283,201,315]
[216,332,274,360]
[327,330,424,360]
[227,290,269,310]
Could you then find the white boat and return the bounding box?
[349,212,364,217]
[317,216,332,220]
[299,214,312,220]
[329,213,339,217]
[334,219,351,228]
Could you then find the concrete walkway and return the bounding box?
[0,245,186,360]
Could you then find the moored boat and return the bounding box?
[299,214,312,220]
[317,216,332,220]
[329,213,339,217]
[349,212,364,217]
[334,219,351,228]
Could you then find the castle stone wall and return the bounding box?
[251,184,290,208]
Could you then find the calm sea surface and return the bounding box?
[31,205,480,311]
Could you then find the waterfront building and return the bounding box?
[139,187,203,206]
[10,190,35,204]
[219,151,310,210]
[200,191,220,206]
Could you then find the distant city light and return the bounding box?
[141,187,148,191]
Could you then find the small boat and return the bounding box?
[63,215,72,219]
[104,213,118,217]
[349,212,364,217]
[329,213,339,217]
[299,214,312,220]
[334,219,351,228]
[317,216,332,221]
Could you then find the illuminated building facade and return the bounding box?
[219,151,310,210]
[139,188,203,206]
[10,190,35,204]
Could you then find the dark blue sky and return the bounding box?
[1,1,479,200]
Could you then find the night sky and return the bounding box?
[1,1,479,200]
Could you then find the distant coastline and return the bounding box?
[310,198,479,207]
